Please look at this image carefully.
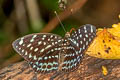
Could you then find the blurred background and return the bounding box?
[0,0,120,69]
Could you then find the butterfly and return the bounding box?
[12,24,96,73]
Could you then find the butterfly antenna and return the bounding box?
[54,11,67,33]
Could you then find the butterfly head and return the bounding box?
[65,32,71,38]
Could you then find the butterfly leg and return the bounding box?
[50,51,65,80]
[50,71,62,80]
[32,72,38,80]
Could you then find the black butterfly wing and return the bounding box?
[12,33,64,73]
[62,24,96,72]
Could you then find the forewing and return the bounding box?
[62,24,96,72]
[12,33,63,73]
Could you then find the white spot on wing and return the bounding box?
[48,38,50,41]
[25,51,28,55]
[76,43,79,47]
[55,55,58,58]
[78,29,80,33]
[44,57,48,60]
[83,45,85,49]
[19,37,24,45]
[85,30,87,33]
[33,35,37,38]
[55,36,57,39]
[38,57,42,60]
[40,49,44,53]
[33,65,36,68]
[49,56,51,59]
[50,35,53,38]
[16,46,18,48]
[27,44,31,47]
[86,41,88,45]
[38,41,42,45]
[43,42,46,45]
[42,37,45,40]
[76,36,79,40]
[34,48,38,52]
[80,41,82,44]
[22,49,24,53]
[19,47,21,50]
[85,34,88,37]
[58,40,61,42]
[45,45,52,49]
[84,25,86,30]
[55,48,58,50]
[52,42,54,45]
[55,42,58,44]
[91,25,93,32]
[30,47,33,50]
[51,49,54,52]
[43,35,46,38]
[84,38,86,41]
[79,48,81,53]
[29,53,32,58]
[84,26,87,33]
[30,39,34,42]
[33,55,37,60]
[89,38,91,42]
[79,34,82,38]
[23,44,25,46]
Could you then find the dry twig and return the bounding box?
[0,55,120,80]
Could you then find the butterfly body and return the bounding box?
[12,24,96,73]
